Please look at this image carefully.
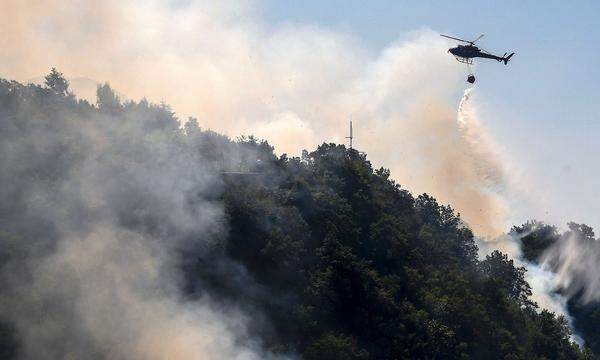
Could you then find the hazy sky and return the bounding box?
[264,0,600,232]
[3,0,598,234]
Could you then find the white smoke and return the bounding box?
[457,92,575,320]
[525,263,571,317]
[1,0,577,355]
[0,89,280,359]
[542,230,600,304]
[477,232,571,320]
[0,0,520,237]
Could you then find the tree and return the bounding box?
[305,333,370,360]
[44,67,69,95]
[567,222,595,242]
[96,83,122,113]
[0,75,589,359]
[480,250,535,308]
[512,221,560,262]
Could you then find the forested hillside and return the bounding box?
[516,222,600,358]
[0,70,594,359]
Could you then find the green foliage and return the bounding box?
[568,302,600,357]
[0,73,590,359]
[480,250,535,308]
[512,221,560,262]
[96,83,122,113]
[211,141,586,359]
[44,67,70,95]
[567,222,595,242]
[512,220,600,357]
[305,332,370,360]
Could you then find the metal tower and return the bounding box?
[346,118,353,149]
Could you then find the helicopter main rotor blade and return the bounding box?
[440,34,473,44]
[472,34,485,44]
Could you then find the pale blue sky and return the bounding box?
[264,0,600,231]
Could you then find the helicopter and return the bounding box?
[440,34,514,83]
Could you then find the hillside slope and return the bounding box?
[0,72,591,359]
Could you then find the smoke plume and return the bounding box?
[0,0,559,356]
[0,81,278,358]
[0,0,516,237]
[483,235,572,320]
[541,226,600,304]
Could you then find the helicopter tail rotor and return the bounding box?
[503,52,515,65]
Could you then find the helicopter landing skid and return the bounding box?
[455,56,473,65]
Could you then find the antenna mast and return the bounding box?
[346,118,353,149]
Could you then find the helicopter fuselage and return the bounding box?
[449,45,504,62]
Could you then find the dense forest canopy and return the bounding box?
[0,70,597,359]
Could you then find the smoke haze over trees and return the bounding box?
[4,0,529,239]
[0,71,598,359]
